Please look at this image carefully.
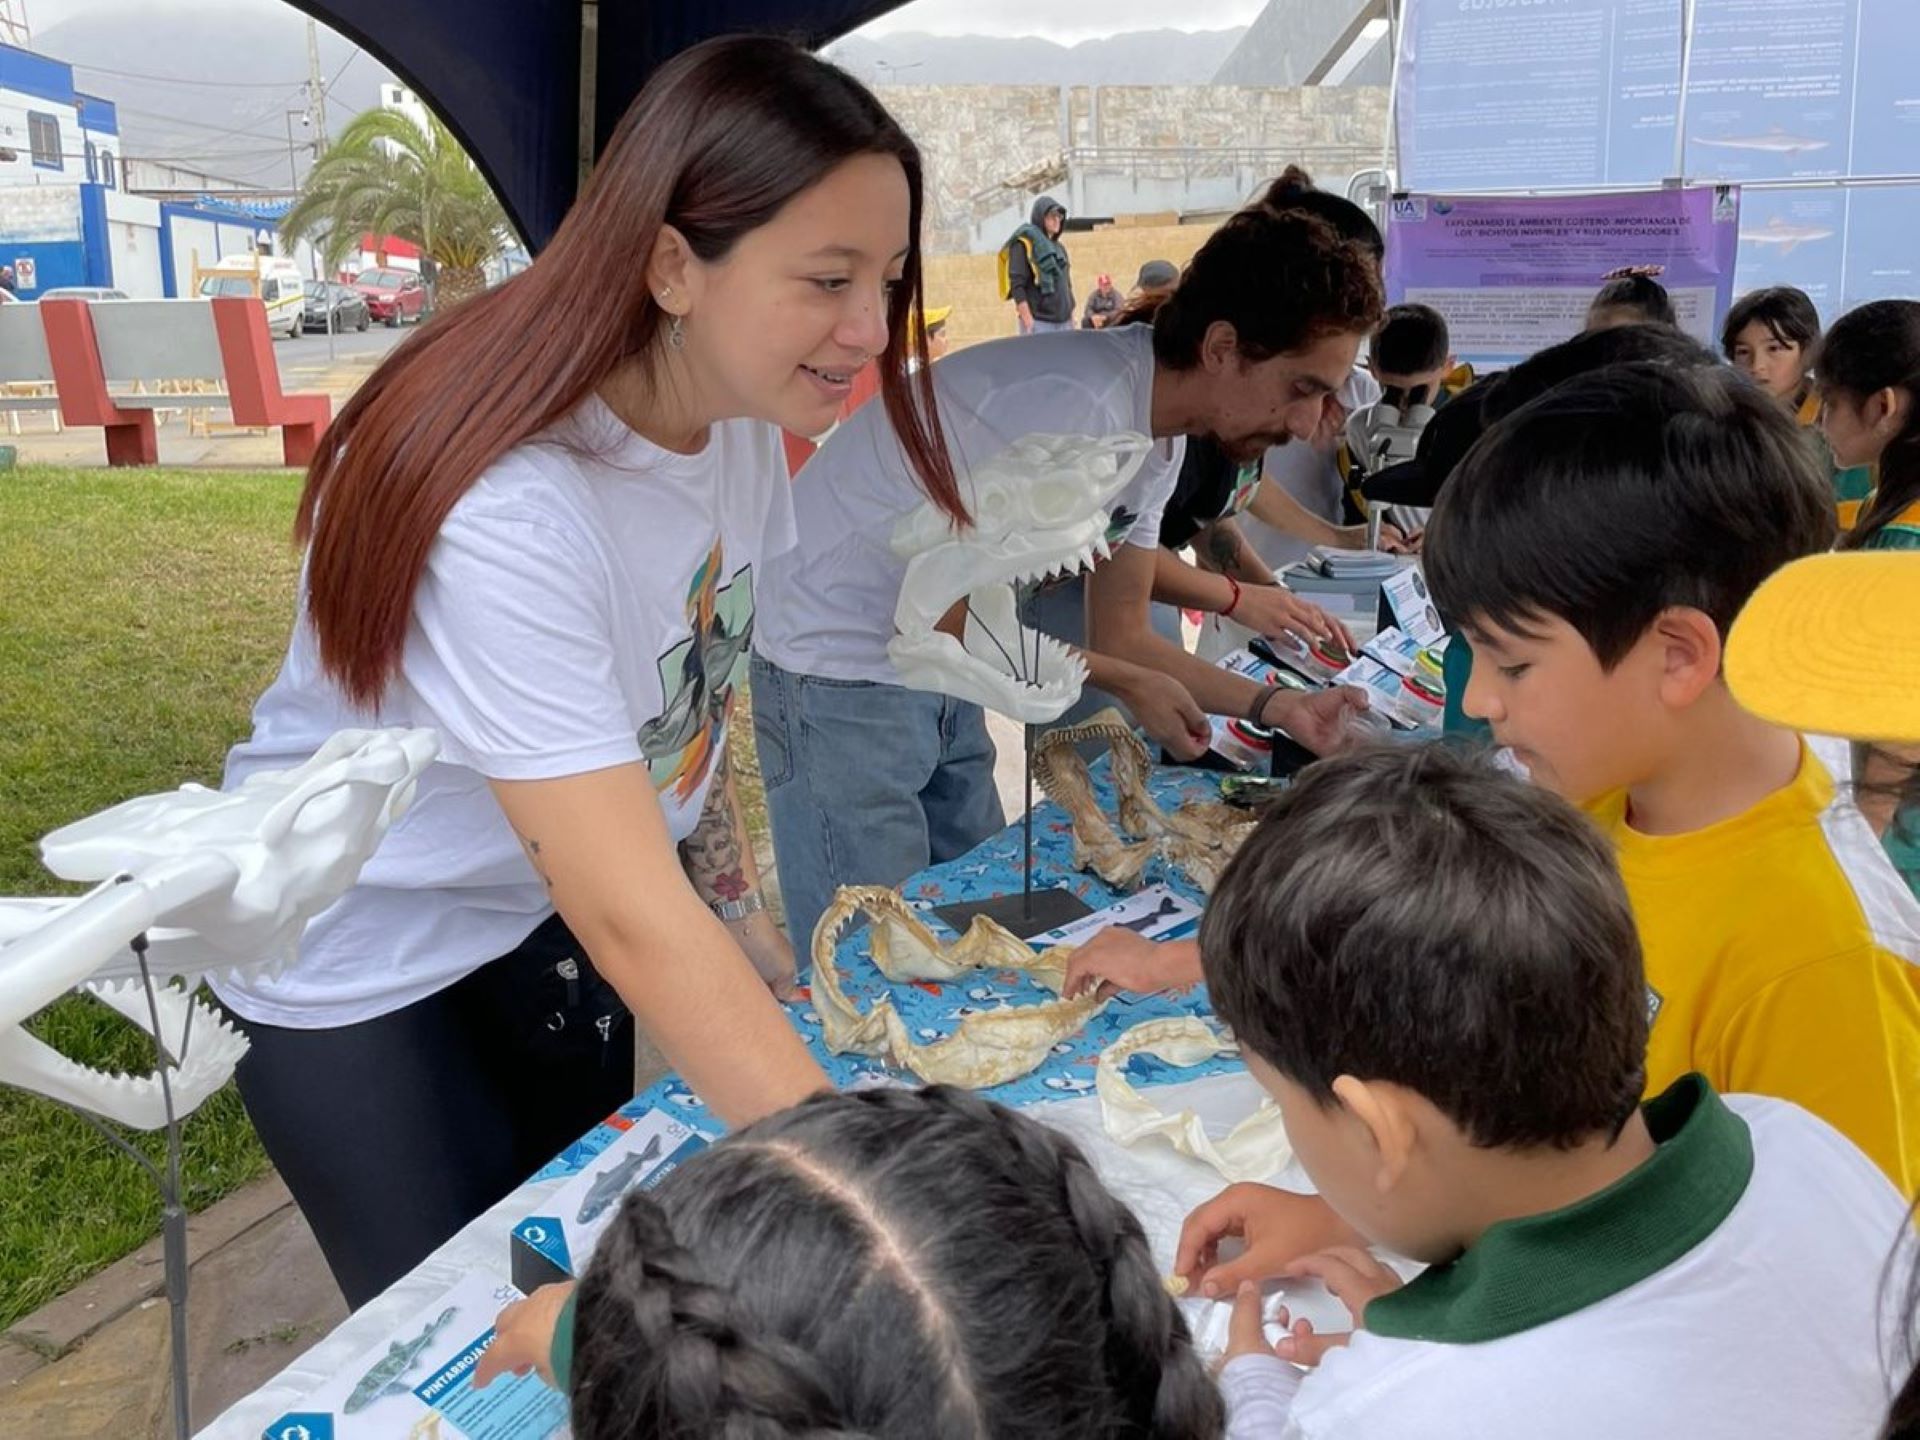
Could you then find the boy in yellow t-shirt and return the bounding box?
[1424,363,1920,1192]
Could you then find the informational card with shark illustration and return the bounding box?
[510,1108,708,1293]
[1029,885,1205,1003]
[260,1271,567,1440]
[1030,885,1202,951]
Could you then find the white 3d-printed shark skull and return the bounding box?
[888,432,1152,723]
[0,728,438,1129]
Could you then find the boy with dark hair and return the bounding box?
[1196,745,1903,1439]
[1367,302,1451,395]
[1344,302,1455,528]
[1422,361,1920,1189]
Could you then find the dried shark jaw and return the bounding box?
[889,432,1153,723]
[1097,1017,1290,1183]
[0,729,438,1129]
[809,885,1107,1088]
[1032,709,1257,893]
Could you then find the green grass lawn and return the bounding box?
[0,465,303,1334]
[0,462,784,1336]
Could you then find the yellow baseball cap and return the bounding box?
[910,304,952,344]
[1726,552,1920,743]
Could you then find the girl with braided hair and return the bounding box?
[476,1086,1226,1439]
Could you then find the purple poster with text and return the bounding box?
[1384,187,1742,367]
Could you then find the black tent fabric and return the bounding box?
[286,1,909,252]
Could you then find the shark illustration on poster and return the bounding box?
[1696,129,1832,156]
[1737,215,1837,256]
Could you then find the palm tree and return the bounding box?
[282,108,511,310]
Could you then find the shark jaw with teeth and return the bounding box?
[887,432,1153,723]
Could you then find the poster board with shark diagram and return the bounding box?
[1393,0,1920,325]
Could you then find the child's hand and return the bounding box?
[1062,932,1201,999]
[1282,1246,1404,1333]
[1176,1184,1357,1298]
[1226,1281,1347,1368]
[473,1282,573,1391]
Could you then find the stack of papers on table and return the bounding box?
[1308,547,1403,580]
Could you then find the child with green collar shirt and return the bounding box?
[1195,745,1905,1440]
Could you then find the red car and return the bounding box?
[349,267,428,327]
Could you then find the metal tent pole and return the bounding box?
[577,0,601,194]
[1672,0,1698,181]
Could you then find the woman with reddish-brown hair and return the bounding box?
[208,34,959,1309]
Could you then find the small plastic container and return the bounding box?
[1402,671,1445,709]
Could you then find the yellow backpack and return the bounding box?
[997,231,1039,302]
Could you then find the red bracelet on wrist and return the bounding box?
[1221,575,1243,618]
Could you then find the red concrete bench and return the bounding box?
[37,296,331,467]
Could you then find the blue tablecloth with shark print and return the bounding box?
[529,762,1244,1179]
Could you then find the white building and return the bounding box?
[377,82,433,141]
[1,41,305,298]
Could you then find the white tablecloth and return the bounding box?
[200,1071,1344,1438]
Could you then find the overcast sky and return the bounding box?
[27,0,1269,46]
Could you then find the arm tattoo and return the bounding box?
[519,835,554,892]
[680,750,752,904]
[1202,522,1243,576]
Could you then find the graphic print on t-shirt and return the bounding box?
[637,540,755,804]
[1105,504,1139,546]
[1224,462,1262,518]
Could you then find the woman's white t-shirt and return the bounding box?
[212,398,796,1028]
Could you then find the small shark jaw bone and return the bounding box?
[1096,1016,1291,1183]
[0,728,438,1127]
[888,432,1153,723]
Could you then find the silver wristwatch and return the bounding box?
[711,892,766,923]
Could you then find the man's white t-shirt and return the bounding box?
[754,325,1184,684]
[213,399,796,1028]
[1220,1092,1906,1440]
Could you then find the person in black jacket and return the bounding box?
[1005,195,1074,334]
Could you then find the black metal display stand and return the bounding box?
[932,719,1093,939]
[50,930,194,1440]
[932,585,1093,939]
